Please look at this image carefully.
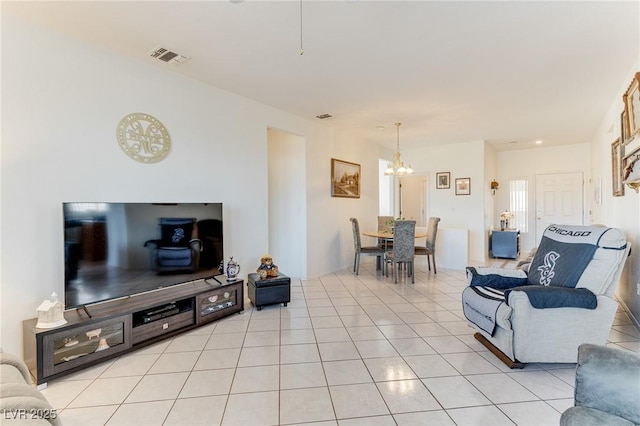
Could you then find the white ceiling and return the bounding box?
[4,1,639,151]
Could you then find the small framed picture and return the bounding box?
[435,172,450,189]
[455,177,471,195]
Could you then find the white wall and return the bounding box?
[496,143,590,253]
[405,140,487,263]
[0,15,375,354]
[589,62,640,326]
[305,129,380,278]
[435,228,469,270]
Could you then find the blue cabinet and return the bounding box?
[490,230,520,259]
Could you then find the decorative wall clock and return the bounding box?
[116,112,171,163]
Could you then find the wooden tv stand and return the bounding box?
[23,277,243,387]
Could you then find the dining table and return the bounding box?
[363,230,428,276]
[362,230,428,240]
[362,230,428,251]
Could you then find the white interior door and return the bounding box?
[400,175,427,227]
[535,172,584,243]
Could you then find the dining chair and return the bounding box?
[377,215,394,249]
[350,218,384,275]
[384,220,416,283]
[415,217,440,274]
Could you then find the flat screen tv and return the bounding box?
[63,202,223,309]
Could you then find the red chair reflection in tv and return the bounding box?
[144,218,202,273]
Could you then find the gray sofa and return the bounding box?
[561,344,640,426]
[0,353,61,425]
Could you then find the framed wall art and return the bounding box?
[331,158,360,198]
[611,138,624,197]
[436,172,450,189]
[623,72,640,142]
[455,177,471,195]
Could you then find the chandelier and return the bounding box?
[384,122,414,176]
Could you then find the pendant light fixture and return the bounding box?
[384,122,414,176]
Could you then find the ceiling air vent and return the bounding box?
[148,47,191,64]
[316,113,333,120]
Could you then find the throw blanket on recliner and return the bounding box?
[504,286,597,309]
[466,267,528,289]
[527,225,610,288]
[462,286,505,335]
[462,267,527,335]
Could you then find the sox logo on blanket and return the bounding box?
[537,251,559,286]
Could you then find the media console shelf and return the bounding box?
[23,277,243,387]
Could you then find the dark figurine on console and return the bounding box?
[257,254,279,279]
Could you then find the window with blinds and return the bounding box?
[509,179,528,232]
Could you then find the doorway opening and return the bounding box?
[400,175,428,227]
[378,160,428,225]
[267,128,306,278]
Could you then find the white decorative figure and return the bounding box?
[35,292,67,329]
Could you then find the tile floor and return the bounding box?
[40,259,640,426]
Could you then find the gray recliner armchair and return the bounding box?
[560,343,640,426]
[462,224,630,367]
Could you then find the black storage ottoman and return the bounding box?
[247,273,291,311]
